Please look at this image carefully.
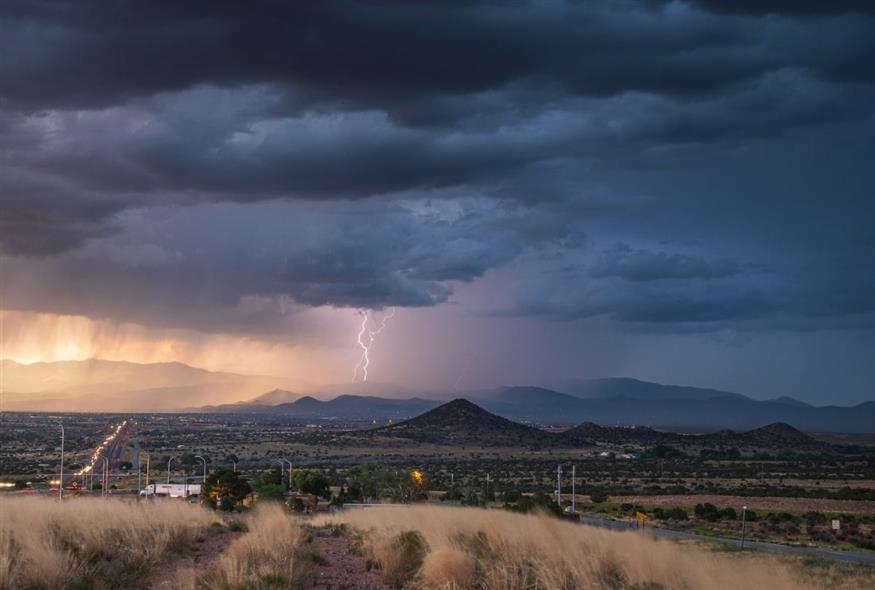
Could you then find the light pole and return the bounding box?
[99,457,108,498]
[195,455,207,483]
[58,424,65,500]
[556,465,562,507]
[167,456,177,484]
[275,459,293,489]
[741,505,748,549]
[571,465,576,514]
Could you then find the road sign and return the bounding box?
[636,511,648,521]
[832,519,841,531]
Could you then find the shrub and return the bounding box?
[590,491,610,503]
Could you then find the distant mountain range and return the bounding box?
[353,399,831,452]
[465,385,875,433]
[550,378,749,401]
[0,359,302,412]
[202,381,875,433]
[2,360,873,433]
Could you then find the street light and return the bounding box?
[740,505,748,549]
[58,423,65,500]
[98,457,109,498]
[167,456,177,484]
[139,451,151,495]
[282,459,293,489]
[195,455,207,483]
[274,459,292,489]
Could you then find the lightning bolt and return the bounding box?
[352,307,396,382]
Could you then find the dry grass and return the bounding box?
[317,505,875,590]
[205,503,307,590]
[0,496,216,590]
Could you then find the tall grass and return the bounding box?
[206,503,307,590]
[0,496,215,589]
[319,505,875,590]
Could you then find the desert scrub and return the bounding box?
[317,505,875,590]
[370,530,428,589]
[206,504,308,590]
[0,495,216,589]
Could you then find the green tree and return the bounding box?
[250,469,286,502]
[292,469,331,498]
[202,469,252,511]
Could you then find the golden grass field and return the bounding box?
[2,497,874,589]
[319,505,875,590]
[0,496,216,589]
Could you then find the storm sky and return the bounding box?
[1,1,874,403]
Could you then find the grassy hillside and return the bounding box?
[1,499,873,589]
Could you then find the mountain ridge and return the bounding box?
[351,399,832,452]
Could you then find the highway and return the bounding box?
[72,419,135,489]
[577,515,875,566]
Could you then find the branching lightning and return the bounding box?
[353,307,396,382]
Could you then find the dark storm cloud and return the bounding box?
[500,239,875,333]
[681,1,875,16]
[1,0,873,337]
[590,244,740,281]
[2,65,867,257]
[0,1,768,110]
[1,198,577,332]
[2,1,873,113]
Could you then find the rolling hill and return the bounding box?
[341,399,831,452]
[560,419,828,452]
[367,399,555,447]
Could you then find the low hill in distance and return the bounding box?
[338,399,833,453]
[366,398,555,447]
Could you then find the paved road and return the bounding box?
[577,515,875,566]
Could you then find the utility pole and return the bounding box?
[58,423,65,500]
[195,455,207,483]
[99,457,108,498]
[556,465,562,507]
[571,465,576,514]
[740,505,748,549]
[145,452,150,492]
[167,456,176,484]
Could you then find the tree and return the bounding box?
[292,469,331,498]
[202,469,251,511]
[251,469,286,501]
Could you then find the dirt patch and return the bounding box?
[150,527,243,590]
[304,526,389,590]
